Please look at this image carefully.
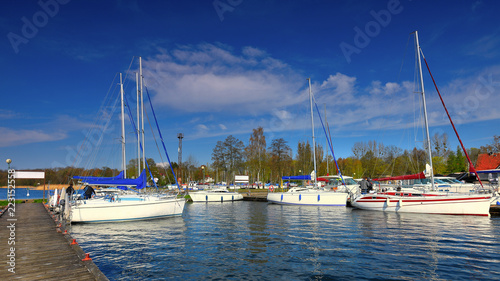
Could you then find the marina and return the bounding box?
[2,193,500,279]
[3,1,500,279]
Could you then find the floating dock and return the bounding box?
[242,192,268,201]
[0,203,107,280]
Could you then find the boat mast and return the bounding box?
[325,103,328,175]
[120,73,126,177]
[415,31,435,190]
[140,57,146,172]
[307,78,317,186]
[136,71,141,176]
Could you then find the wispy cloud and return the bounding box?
[464,32,500,59]
[0,127,66,147]
[0,109,18,120]
[124,43,500,142]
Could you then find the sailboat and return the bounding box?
[189,185,244,202]
[267,78,349,206]
[351,31,491,216]
[69,59,186,223]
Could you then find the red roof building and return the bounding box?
[475,153,500,171]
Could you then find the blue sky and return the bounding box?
[1,0,499,171]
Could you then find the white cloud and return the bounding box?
[139,43,302,115]
[0,127,66,147]
[242,46,266,57]
[123,43,500,142]
[196,124,209,131]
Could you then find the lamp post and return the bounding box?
[201,165,206,186]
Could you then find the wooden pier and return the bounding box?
[0,203,107,280]
[242,191,268,201]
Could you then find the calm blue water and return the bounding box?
[70,202,500,280]
[0,188,51,200]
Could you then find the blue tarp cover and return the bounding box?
[74,170,146,189]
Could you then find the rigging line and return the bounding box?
[71,80,121,179]
[143,97,173,185]
[122,57,136,87]
[121,57,136,98]
[122,94,158,192]
[144,85,182,191]
[420,49,485,189]
[397,34,411,83]
[86,86,121,175]
[141,105,160,191]
[311,93,347,187]
[70,74,119,169]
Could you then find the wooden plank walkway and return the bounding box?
[242,191,268,201]
[0,203,107,280]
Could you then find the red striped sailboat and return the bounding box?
[351,31,491,216]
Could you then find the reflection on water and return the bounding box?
[71,202,500,280]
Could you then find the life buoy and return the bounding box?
[269,185,274,192]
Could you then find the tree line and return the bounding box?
[1,132,498,187]
[208,129,499,184]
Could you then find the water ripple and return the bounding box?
[70,202,500,280]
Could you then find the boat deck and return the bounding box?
[0,203,107,280]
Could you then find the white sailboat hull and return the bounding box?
[351,193,491,216]
[70,196,185,223]
[267,191,348,206]
[190,191,243,202]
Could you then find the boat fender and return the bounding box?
[398,199,403,207]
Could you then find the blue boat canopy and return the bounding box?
[476,169,500,174]
[281,175,311,180]
[73,170,146,189]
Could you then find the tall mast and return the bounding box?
[415,31,435,190]
[325,103,328,175]
[140,56,145,171]
[307,78,317,185]
[136,71,140,176]
[120,73,126,177]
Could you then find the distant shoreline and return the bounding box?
[0,184,68,190]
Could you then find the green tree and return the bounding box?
[245,127,267,183]
[269,138,292,182]
[296,140,313,175]
[211,135,245,183]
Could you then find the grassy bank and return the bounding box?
[0,199,47,208]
